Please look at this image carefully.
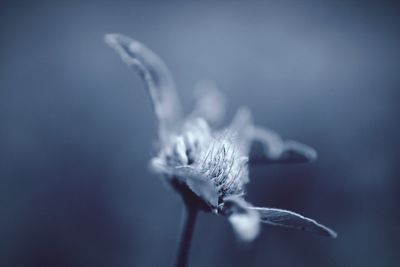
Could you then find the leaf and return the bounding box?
[104,33,181,142]
[250,207,337,238]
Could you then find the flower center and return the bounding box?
[164,118,249,198]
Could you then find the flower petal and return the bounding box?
[190,81,226,125]
[249,126,317,164]
[221,197,260,242]
[166,166,219,209]
[104,33,182,142]
[249,207,337,238]
[230,107,317,164]
[278,139,318,163]
[229,107,254,155]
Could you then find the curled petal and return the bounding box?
[230,107,283,158]
[190,81,226,125]
[229,213,260,242]
[104,33,182,143]
[278,140,318,163]
[182,118,212,162]
[248,126,284,160]
[229,107,254,155]
[221,197,260,242]
[250,207,337,238]
[172,136,189,166]
[230,107,317,164]
[249,126,317,164]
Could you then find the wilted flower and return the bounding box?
[104,33,336,264]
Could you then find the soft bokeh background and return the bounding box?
[1,0,399,266]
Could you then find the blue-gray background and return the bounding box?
[1,0,399,266]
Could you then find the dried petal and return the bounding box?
[221,197,260,242]
[229,107,254,155]
[190,81,226,125]
[250,207,337,238]
[278,140,318,163]
[230,107,317,164]
[104,33,181,143]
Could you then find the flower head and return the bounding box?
[105,33,337,242]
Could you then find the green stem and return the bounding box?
[175,203,198,267]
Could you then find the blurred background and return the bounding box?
[1,0,399,266]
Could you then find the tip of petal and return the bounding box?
[104,33,139,62]
[104,33,127,50]
[282,140,318,163]
[229,213,260,242]
[222,197,260,242]
[104,33,118,44]
[303,145,318,162]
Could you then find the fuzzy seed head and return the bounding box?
[156,118,249,199]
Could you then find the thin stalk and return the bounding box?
[175,204,198,267]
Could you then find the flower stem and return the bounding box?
[175,203,198,267]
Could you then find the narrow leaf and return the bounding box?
[250,207,337,238]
